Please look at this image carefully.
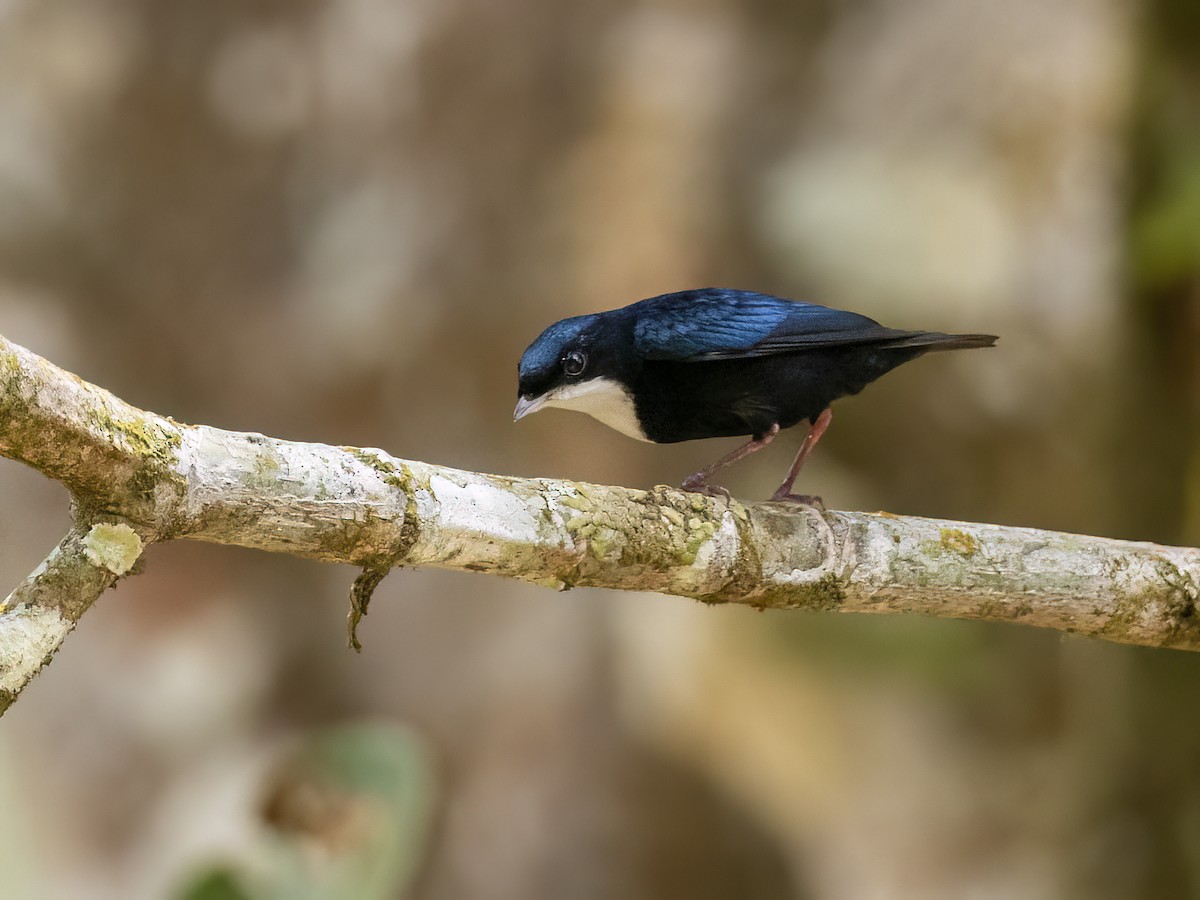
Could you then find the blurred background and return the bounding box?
[1,0,1198,897]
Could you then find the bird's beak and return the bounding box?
[513,394,547,422]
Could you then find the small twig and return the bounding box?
[0,524,144,712]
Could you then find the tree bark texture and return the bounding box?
[2,333,1198,716]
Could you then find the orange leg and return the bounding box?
[770,408,832,504]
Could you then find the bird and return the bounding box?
[514,288,997,502]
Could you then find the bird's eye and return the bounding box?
[562,350,587,377]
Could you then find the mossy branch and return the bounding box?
[2,333,1199,716]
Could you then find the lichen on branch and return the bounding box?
[1,330,1199,718]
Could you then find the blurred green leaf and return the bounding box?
[176,721,432,900]
[1130,154,1200,291]
[178,868,254,900]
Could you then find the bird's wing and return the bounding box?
[630,290,909,361]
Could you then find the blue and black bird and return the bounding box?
[515,289,997,501]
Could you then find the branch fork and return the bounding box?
[2,333,1198,716]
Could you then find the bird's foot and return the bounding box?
[769,490,825,508]
[680,476,731,499]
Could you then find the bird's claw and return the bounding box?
[680,479,731,499]
[769,490,824,508]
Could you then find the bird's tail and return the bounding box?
[879,331,998,352]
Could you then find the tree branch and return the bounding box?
[0,525,138,711]
[2,333,1198,715]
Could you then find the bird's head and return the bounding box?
[514,313,647,440]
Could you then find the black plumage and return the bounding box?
[515,289,996,501]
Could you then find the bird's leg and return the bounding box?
[771,408,832,504]
[681,423,781,498]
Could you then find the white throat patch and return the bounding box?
[541,377,649,442]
